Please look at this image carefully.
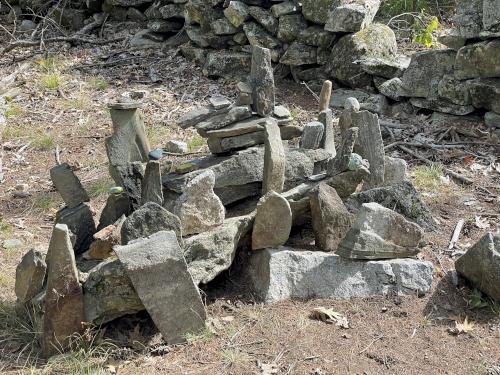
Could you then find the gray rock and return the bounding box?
[337,202,424,259]
[330,88,388,114]
[454,0,483,38]
[327,127,358,176]
[485,111,500,129]
[55,203,96,255]
[280,42,317,66]
[455,233,499,301]
[262,118,286,194]
[15,249,46,303]
[203,51,251,78]
[357,55,410,79]
[248,247,434,303]
[345,181,437,232]
[483,0,500,31]
[377,77,406,101]
[297,26,335,47]
[300,121,324,149]
[400,49,456,98]
[309,183,353,251]
[248,6,278,35]
[113,162,145,210]
[186,26,231,49]
[185,0,222,31]
[50,163,89,209]
[271,1,298,17]
[2,238,22,249]
[185,215,253,285]
[83,258,144,324]
[409,97,475,116]
[148,19,183,33]
[215,182,261,205]
[326,167,370,198]
[437,28,467,50]
[121,202,182,245]
[467,78,500,113]
[205,116,267,138]
[130,29,164,47]
[196,105,252,131]
[209,95,231,110]
[301,0,336,24]
[141,160,163,206]
[328,23,398,88]
[273,105,291,119]
[383,156,407,186]
[243,22,282,62]
[97,192,131,231]
[109,0,153,5]
[224,1,250,27]
[325,0,380,33]
[236,81,253,105]
[277,14,307,43]
[159,3,184,19]
[437,75,472,106]
[19,19,37,31]
[178,104,231,129]
[42,224,84,357]
[127,7,147,22]
[252,191,292,250]
[165,140,188,154]
[319,109,336,156]
[454,40,500,80]
[212,18,239,35]
[250,46,275,117]
[115,231,206,344]
[173,170,225,236]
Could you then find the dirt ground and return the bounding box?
[0,30,499,375]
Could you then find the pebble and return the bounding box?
[109,186,124,195]
[148,148,163,160]
[2,239,22,249]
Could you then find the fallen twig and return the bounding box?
[448,219,465,250]
[358,335,384,354]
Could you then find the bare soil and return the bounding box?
[0,29,499,375]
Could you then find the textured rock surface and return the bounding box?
[250,46,275,116]
[42,224,84,357]
[301,0,337,24]
[55,203,96,255]
[454,40,500,80]
[248,248,433,303]
[174,170,225,235]
[97,192,131,231]
[330,88,388,114]
[50,163,89,209]
[262,118,286,194]
[309,183,353,252]
[115,231,206,344]
[252,191,292,250]
[300,121,324,149]
[467,78,500,113]
[185,215,253,285]
[141,160,163,206]
[455,233,499,301]
[325,0,380,33]
[319,109,336,156]
[337,202,424,259]
[383,156,407,186]
[15,249,46,303]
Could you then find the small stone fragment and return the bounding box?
[50,163,89,209]
[383,156,407,186]
[15,249,46,303]
[209,95,231,109]
[262,118,286,194]
[85,217,124,260]
[252,191,292,250]
[165,141,188,154]
[300,121,324,149]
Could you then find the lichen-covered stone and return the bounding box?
[325,0,380,33]
[467,78,500,113]
[301,0,337,24]
[454,40,500,80]
[280,42,317,66]
[277,14,307,43]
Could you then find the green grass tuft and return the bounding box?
[187,135,205,152]
[87,178,114,198]
[412,164,443,191]
[39,74,62,90]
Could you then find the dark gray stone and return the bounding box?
[15,249,46,303]
[50,163,89,209]
[141,160,163,206]
[250,46,275,117]
[300,121,324,149]
[262,118,286,194]
[55,203,96,255]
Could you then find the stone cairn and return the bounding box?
[15,46,444,358]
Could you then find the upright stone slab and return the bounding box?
[300,121,324,149]
[106,100,150,185]
[252,191,292,250]
[15,249,46,303]
[49,163,89,208]
[97,192,131,230]
[121,202,182,245]
[173,170,225,236]
[114,231,206,344]
[141,160,163,206]
[319,109,336,156]
[262,118,285,194]
[455,233,500,301]
[114,161,145,210]
[250,46,275,116]
[42,224,84,357]
[338,97,360,138]
[327,127,358,176]
[319,80,333,111]
[337,202,423,259]
[55,203,96,255]
[309,183,354,252]
[351,110,385,188]
[248,248,433,303]
[383,156,407,186]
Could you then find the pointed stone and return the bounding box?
[337,203,424,260]
[250,46,275,116]
[309,183,354,252]
[252,191,292,250]
[115,231,206,344]
[319,109,336,157]
[15,249,46,303]
[55,203,96,255]
[49,163,89,208]
[319,80,332,111]
[300,121,324,149]
[97,192,131,231]
[42,224,84,357]
[327,127,358,176]
[262,118,285,194]
[141,160,163,206]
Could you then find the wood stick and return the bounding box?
[319,80,332,111]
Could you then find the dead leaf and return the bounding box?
[257,361,279,374]
[335,316,350,329]
[448,316,475,335]
[475,216,490,229]
[310,307,344,324]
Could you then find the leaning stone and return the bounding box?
[55,203,96,255]
[248,6,278,35]
[455,233,500,301]
[250,46,275,117]
[106,100,150,185]
[345,181,437,232]
[300,121,324,150]
[115,231,206,344]
[277,14,307,43]
[196,105,252,131]
[50,163,89,209]
[224,1,250,27]
[330,88,388,115]
[309,183,353,252]
[165,140,188,154]
[185,215,253,285]
[280,42,317,66]
[454,40,500,80]
[337,202,424,259]
[113,161,145,210]
[243,22,282,61]
[173,170,225,236]
[15,249,46,303]
[252,191,292,250]
[327,127,358,176]
[42,224,84,357]
[97,192,131,231]
[319,109,336,157]
[325,0,380,33]
[409,97,475,116]
[141,160,163,206]
[121,202,182,245]
[383,156,407,186]
[262,118,286,194]
[357,55,410,79]
[248,248,433,303]
[271,1,298,17]
[467,78,500,114]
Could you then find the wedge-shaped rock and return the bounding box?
[252,191,292,250]
[115,231,206,344]
[325,0,380,33]
[356,55,410,79]
[455,233,500,301]
[250,46,275,117]
[141,160,163,206]
[196,106,252,131]
[15,249,46,303]
[337,202,423,259]
[205,116,267,138]
[185,215,253,285]
[248,248,433,303]
[50,163,89,209]
[177,105,231,129]
[55,203,96,255]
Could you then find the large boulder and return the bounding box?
[455,233,499,300]
[328,23,398,88]
[467,78,500,113]
[248,247,433,303]
[301,0,336,25]
[325,0,380,33]
[454,40,500,80]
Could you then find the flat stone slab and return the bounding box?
[248,247,433,303]
[115,231,206,344]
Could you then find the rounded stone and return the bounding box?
[109,186,124,195]
[148,148,163,160]
[344,97,360,111]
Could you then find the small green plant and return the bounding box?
[36,56,62,73]
[87,179,114,198]
[413,15,440,47]
[0,215,10,232]
[412,164,443,191]
[34,196,58,210]
[467,289,489,309]
[4,103,22,119]
[89,77,109,91]
[31,133,54,150]
[187,135,205,152]
[40,73,62,90]
[220,348,249,368]
[184,326,215,344]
